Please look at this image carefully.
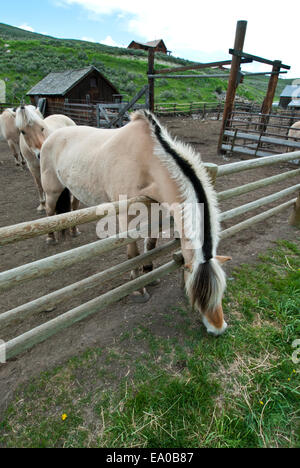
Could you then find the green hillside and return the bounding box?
[0,23,293,105]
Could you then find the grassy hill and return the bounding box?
[0,23,293,105]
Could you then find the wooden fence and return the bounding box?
[0,103,19,113]
[154,101,260,118]
[221,108,300,158]
[1,150,300,360]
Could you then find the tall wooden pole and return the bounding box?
[218,20,248,154]
[261,61,281,115]
[148,48,155,113]
[259,60,282,133]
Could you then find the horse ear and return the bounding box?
[215,256,232,265]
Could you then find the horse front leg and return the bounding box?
[19,150,26,167]
[127,241,150,303]
[28,163,46,212]
[143,238,160,287]
[8,140,21,167]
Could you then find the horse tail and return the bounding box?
[190,257,226,314]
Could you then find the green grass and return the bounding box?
[0,240,299,448]
[0,22,293,104]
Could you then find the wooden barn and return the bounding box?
[27,66,121,109]
[128,39,171,55]
[279,85,300,109]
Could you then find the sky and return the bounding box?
[1,0,299,79]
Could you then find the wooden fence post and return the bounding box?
[205,163,218,185]
[148,48,155,113]
[289,192,300,227]
[259,60,281,134]
[217,20,248,154]
[260,61,281,116]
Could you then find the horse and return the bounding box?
[40,109,231,336]
[0,108,26,166]
[15,105,77,212]
[288,121,300,153]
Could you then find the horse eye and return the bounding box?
[41,128,45,132]
[21,131,26,135]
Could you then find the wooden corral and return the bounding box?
[0,149,299,360]
[220,108,300,158]
[217,21,290,154]
[27,66,120,116]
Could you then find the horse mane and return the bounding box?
[15,105,43,129]
[131,109,226,312]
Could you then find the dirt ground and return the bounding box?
[0,117,299,417]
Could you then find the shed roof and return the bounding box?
[129,39,169,50]
[27,66,119,96]
[280,85,300,98]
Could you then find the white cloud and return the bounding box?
[18,23,35,32]
[57,0,300,77]
[100,35,125,48]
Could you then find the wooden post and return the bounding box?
[148,48,155,113]
[261,61,281,116]
[218,20,248,154]
[260,60,282,133]
[205,163,218,185]
[289,192,300,228]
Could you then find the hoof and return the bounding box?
[37,204,46,213]
[130,289,151,303]
[46,237,57,246]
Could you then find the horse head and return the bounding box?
[16,105,46,157]
[183,253,232,335]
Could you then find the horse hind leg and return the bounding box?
[70,196,81,238]
[45,188,71,245]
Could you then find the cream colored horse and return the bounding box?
[0,108,25,166]
[40,110,231,336]
[288,121,300,153]
[16,105,77,212]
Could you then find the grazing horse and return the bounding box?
[40,110,230,336]
[288,121,300,153]
[0,108,26,166]
[15,105,77,212]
